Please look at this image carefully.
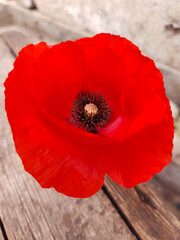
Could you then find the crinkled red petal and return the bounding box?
[105,117,174,187]
[5,42,105,197]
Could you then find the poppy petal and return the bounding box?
[5,43,105,198]
[105,117,174,187]
[76,34,169,139]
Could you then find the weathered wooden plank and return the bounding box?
[0,230,3,240]
[0,35,136,240]
[104,176,180,240]
[148,119,180,220]
[0,2,14,27]
[156,62,180,105]
[2,30,31,56]
[2,1,86,42]
[155,161,180,194]
[149,176,180,221]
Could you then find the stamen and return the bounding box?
[71,90,111,133]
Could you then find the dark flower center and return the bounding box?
[71,90,111,133]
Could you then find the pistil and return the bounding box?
[84,103,98,118]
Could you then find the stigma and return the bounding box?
[84,103,98,118]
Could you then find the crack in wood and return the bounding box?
[102,185,141,240]
[0,218,9,240]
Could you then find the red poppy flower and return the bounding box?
[4,33,174,198]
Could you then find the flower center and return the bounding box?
[71,90,111,133]
[84,103,98,118]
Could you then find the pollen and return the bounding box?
[84,103,98,118]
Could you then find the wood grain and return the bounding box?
[0,34,136,240]
[104,176,180,240]
[149,176,180,221]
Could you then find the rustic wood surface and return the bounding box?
[104,177,180,240]
[149,175,180,221]
[0,5,180,239]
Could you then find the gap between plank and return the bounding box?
[102,185,141,240]
[0,218,9,240]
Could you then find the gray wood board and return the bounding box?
[104,176,180,240]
